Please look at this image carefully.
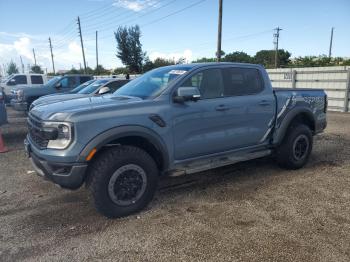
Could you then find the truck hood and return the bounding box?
[30,95,143,121]
[31,93,90,108]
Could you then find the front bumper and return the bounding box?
[11,99,27,111]
[25,139,88,189]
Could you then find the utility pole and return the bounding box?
[19,56,25,73]
[216,0,223,62]
[273,27,282,68]
[49,37,55,74]
[32,48,37,66]
[77,16,87,73]
[328,27,334,58]
[95,31,99,70]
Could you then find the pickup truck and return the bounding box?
[25,63,327,218]
[29,78,129,111]
[11,74,92,111]
[1,73,47,103]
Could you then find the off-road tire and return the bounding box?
[87,146,159,218]
[276,124,313,170]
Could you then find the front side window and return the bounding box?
[30,75,43,84]
[223,68,263,96]
[12,75,27,85]
[114,66,191,99]
[181,68,224,99]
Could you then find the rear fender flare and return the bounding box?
[273,107,315,145]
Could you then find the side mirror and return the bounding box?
[98,86,110,95]
[173,87,201,103]
[7,79,16,86]
[55,83,62,89]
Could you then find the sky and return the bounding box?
[0,0,349,73]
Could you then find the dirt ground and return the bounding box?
[0,108,349,262]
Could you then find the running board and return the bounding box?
[170,149,271,176]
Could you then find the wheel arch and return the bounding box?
[79,125,169,173]
[273,107,316,145]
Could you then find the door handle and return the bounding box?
[259,100,271,106]
[215,105,230,111]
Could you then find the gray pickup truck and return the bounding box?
[29,78,129,111]
[25,63,327,218]
[11,74,92,111]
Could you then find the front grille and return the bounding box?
[27,114,49,149]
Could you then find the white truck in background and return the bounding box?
[0,74,47,103]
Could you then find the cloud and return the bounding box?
[112,0,159,12]
[149,49,193,63]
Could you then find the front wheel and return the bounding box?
[276,124,313,170]
[87,146,159,218]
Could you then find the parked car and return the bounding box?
[25,63,327,218]
[10,75,93,111]
[29,78,129,111]
[0,91,7,126]
[1,74,47,103]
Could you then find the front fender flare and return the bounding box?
[78,125,169,170]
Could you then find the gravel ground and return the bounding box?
[0,108,350,261]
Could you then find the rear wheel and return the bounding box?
[276,124,313,169]
[87,146,159,218]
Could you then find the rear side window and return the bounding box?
[13,75,27,84]
[80,76,91,84]
[223,68,263,96]
[30,75,43,84]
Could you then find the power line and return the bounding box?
[142,0,207,28]
[82,0,177,34]
[98,0,207,40]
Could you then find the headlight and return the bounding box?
[42,121,73,149]
[16,90,24,101]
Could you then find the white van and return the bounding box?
[0,74,47,103]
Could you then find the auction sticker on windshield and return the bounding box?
[169,70,187,75]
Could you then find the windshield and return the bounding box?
[78,79,110,94]
[47,76,62,86]
[1,75,12,83]
[113,66,191,99]
[70,80,95,93]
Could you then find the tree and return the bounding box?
[115,25,145,73]
[94,64,110,75]
[113,67,129,75]
[30,65,44,74]
[223,51,253,63]
[142,57,181,72]
[7,61,19,75]
[192,57,217,63]
[254,49,291,68]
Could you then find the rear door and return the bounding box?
[220,67,275,147]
